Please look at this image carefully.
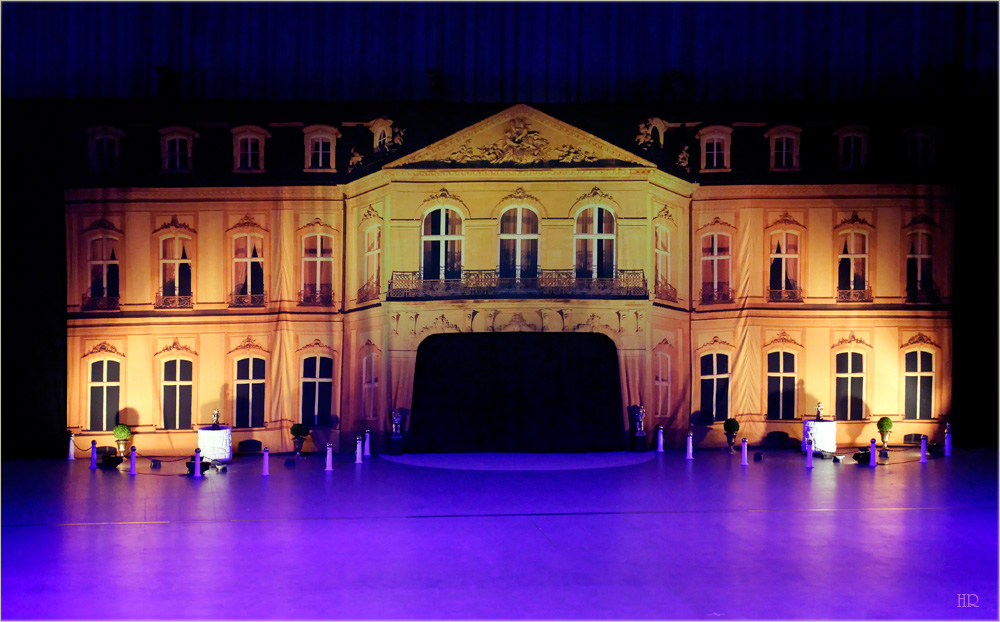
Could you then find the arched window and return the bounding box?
[700,233,732,303]
[88,358,121,431]
[834,126,868,171]
[301,233,335,305]
[303,125,341,172]
[158,233,193,307]
[835,351,865,421]
[85,236,120,310]
[574,206,615,279]
[499,206,539,281]
[906,231,935,302]
[654,351,671,418]
[361,353,378,420]
[766,350,797,420]
[422,207,463,280]
[232,233,265,306]
[301,355,335,427]
[162,357,193,430]
[837,231,870,300]
[160,127,198,173]
[768,231,801,301]
[87,126,124,173]
[699,352,730,423]
[904,349,934,420]
[234,356,266,428]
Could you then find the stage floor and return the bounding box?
[2,447,997,620]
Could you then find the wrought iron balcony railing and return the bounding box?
[298,290,336,306]
[654,281,678,303]
[837,285,873,303]
[229,293,267,307]
[768,288,803,302]
[387,268,648,300]
[81,293,120,311]
[357,280,381,304]
[155,290,193,309]
[905,287,940,303]
[699,287,734,304]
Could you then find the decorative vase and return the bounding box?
[115,438,130,459]
[726,433,736,453]
[293,437,305,454]
[879,430,890,448]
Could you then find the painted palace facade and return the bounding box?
[65,104,954,455]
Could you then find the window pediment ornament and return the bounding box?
[697,216,737,232]
[228,336,268,355]
[227,214,267,232]
[902,333,939,349]
[83,342,124,358]
[82,218,123,235]
[696,336,735,352]
[764,331,803,349]
[152,215,196,235]
[835,211,873,231]
[832,332,872,350]
[359,205,383,227]
[575,186,614,205]
[418,314,462,335]
[570,313,614,334]
[903,214,941,230]
[297,338,336,355]
[496,312,540,333]
[654,338,676,352]
[654,205,676,225]
[360,338,383,355]
[421,188,466,210]
[769,212,804,229]
[298,217,336,232]
[155,338,198,357]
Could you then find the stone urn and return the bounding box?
[115,438,130,459]
[725,433,737,453]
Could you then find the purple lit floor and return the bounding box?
[2,446,997,620]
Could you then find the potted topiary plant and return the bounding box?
[723,418,740,453]
[113,424,131,458]
[290,423,309,454]
[876,417,893,448]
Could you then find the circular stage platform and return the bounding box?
[379,451,657,471]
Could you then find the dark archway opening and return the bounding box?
[408,332,625,452]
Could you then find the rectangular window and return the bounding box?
[235,357,266,428]
[89,359,120,431]
[163,359,193,430]
[835,352,864,421]
[311,139,331,169]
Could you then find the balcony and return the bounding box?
[155,289,193,309]
[699,287,734,304]
[387,269,648,301]
[837,285,873,303]
[81,292,119,311]
[654,281,678,303]
[299,289,336,307]
[229,293,267,307]
[906,286,940,304]
[357,280,381,304]
[768,288,803,302]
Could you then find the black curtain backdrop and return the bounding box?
[407,332,625,453]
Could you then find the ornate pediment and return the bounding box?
[832,332,872,349]
[903,213,941,230]
[769,212,804,229]
[83,342,124,358]
[696,336,735,352]
[359,205,383,227]
[835,211,873,231]
[227,214,267,232]
[152,215,196,235]
[418,314,463,335]
[297,338,336,355]
[155,338,198,357]
[82,218,123,235]
[386,104,655,169]
[298,217,336,232]
[764,331,803,349]
[228,336,268,355]
[902,333,940,349]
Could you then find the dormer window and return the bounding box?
[232,125,271,173]
[695,125,732,173]
[160,127,198,173]
[902,125,935,170]
[303,125,342,172]
[764,125,801,171]
[834,125,869,170]
[87,126,124,173]
[369,117,394,151]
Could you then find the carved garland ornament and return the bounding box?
[575,186,614,205]
[769,212,804,229]
[423,188,464,206]
[902,333,940,349]
[500,187,541,205]
[697,216,737,232]
[155,338,198,357]
[83,342,124,358]
[298,217,335,232]
[82,218,123,235]
[763,331,803,349]
[227,214,267,232]
[297,338,336,355]
[152,215,197,235]
[359,205,383,227]
[831,332,872,349]
[228,336,268,355]
[835,211,873,230]
[903,213,940,230]
[654,205,676,224]
[418,314,462,335]
[696,336,735,352]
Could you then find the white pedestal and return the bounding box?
[198,426,233,462]
[802,420,837,454]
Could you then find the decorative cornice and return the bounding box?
[83,342,124,358]
[835,211,873,230]
[228,336,268,355]
[696,336,735,352]
[763,331,803,349]
[297,338,336,355]
[903,213,941,230]
[902,333,940,349]
[155,338,198,357]
[152,215,197,235]
[226,214,267,232]
[831,332,872,350]
[297,217,336,232]
[81,218,123,235]
[697,216,737,232]
[496,312,539,333]
[769,212,804,229]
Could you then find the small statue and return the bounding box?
[635,120,653,149]
[677,145,690,172]
[391,409,403,436]
[815,402,824,421]
[212,409,220,429]
[636,406,645,434]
